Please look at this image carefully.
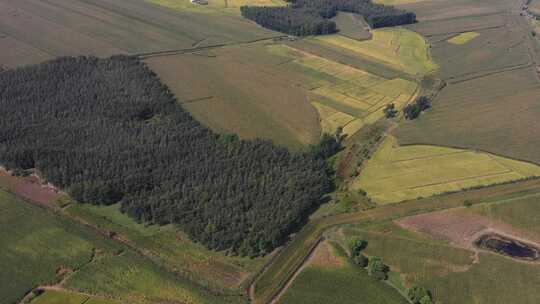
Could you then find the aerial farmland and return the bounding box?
[1,0,540,303]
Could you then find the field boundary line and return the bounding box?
[135,36,286,59]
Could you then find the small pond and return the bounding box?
[474,233,540,261]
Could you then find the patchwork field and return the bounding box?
[0,186,247,304]
[342,190,540,304]
[353,136,540,204]
[277,241,408,304]
[267,44,418,137]
[312,28,437,76]
[0,0,276,68]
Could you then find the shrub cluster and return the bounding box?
[403,96,431,120]
[0,56,334,256]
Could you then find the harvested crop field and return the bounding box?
[353,136,540,204]
[144,44,321,148]
[312,28,437,76]
[331,12,372,41]
[395,67,540,165]
[398,0,512,22]
[0,0,276,68]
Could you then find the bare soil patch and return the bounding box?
[395,208,540,252]
[0,167,62,208]
[307,240,345,268]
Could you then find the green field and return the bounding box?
[0,189,245,304]
[278,243,408,304]
[30,290,117,304]
[340,190,540,304]
[0,189,121,304]
[353,136,540,204]
[67,203,265,291]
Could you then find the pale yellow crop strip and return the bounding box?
[353,136,540,204]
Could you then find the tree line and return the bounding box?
[0,56,336,257]
[241,0,416,36]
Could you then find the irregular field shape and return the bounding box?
[353,136,540,204]
[267,44,417,137]
[145,44,320,149]
[313,29,437,76]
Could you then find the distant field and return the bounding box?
[353,136,540,204]
[395,67,540,165]
[312,28,437,76]
[0,0,276,68]
[278,242,408,304]
[149,0,285,12]
[144,44,320,149]
[398,0,512,22]
[446,32,479,44]
[267,44,417,137]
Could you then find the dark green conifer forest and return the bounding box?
[0,56,333,256]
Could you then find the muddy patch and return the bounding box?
[394,209,535,250]
[0,167,62,208]
[474,233,540,262]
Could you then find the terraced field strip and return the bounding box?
[266,44,418,137]
[251,178,540,304]
[353,136,540,204]
[312,29,437,76]
[447,32,480,44]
